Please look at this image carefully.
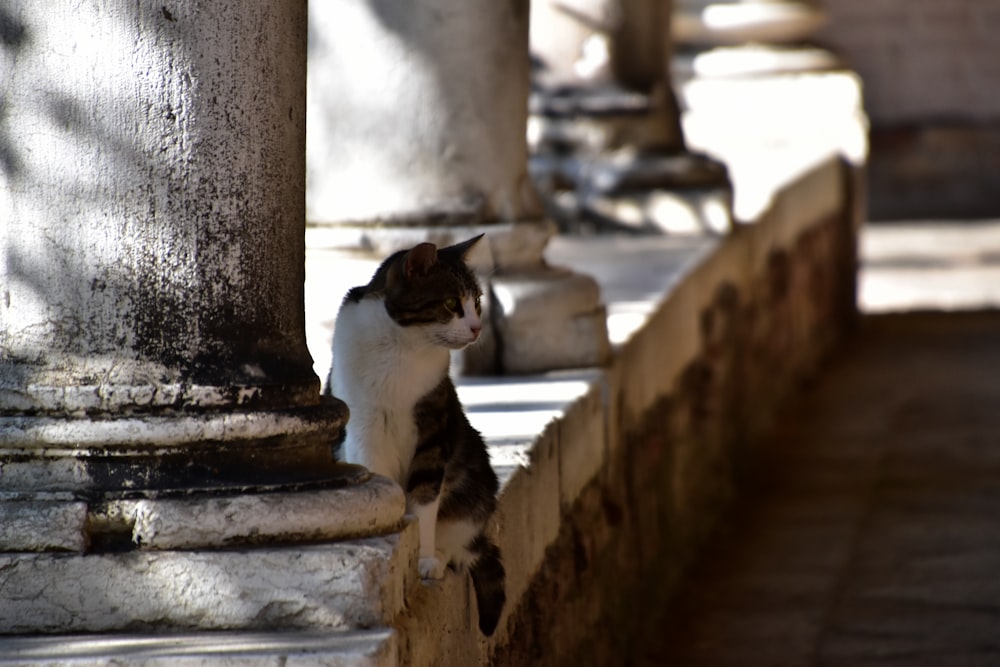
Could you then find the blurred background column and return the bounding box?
[307,0,610,374]
[671,0,868,222]
[529,0,731,235]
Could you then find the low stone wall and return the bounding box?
[395,156,861,666]
[500,204,856,667]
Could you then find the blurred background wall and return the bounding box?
[818,0,1000,220]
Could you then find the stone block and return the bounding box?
[484,220,557,270]
[495,425,562,607]
[0,499,88,552]
[557,379,608,510]
[492,268,598,320]
[128,476,406,549]
[0,527,418,634]
[491,269,611,373]
[396,572,485,667]
[0,629,397,667]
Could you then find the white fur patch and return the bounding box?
[330,297,450,484]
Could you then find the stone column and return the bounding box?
[0,1,402,632]
[307,0,610,375]
[529,0,732,235]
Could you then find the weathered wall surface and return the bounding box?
[818,0,1000,218]
[818,0,1000,124]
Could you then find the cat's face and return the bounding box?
[383,235,485,350]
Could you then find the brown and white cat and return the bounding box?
[326,234,506,636]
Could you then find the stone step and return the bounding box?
[0,527,418,635]
[0,628,396,667]
[0,473,405,553]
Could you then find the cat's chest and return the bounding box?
[332,298,448,440]
[357,349,443,414]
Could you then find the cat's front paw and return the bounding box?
[419,556,446,580]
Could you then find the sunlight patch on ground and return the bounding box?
[859,221,1000,313]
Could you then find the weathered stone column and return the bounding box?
[0,1,403,633]
[529,0,732,235]
[307,0,610,374]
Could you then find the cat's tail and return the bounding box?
[468,533,506,636]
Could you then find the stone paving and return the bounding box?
[642,228,1000,666]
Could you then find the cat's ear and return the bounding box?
[446,233,485,260]
[403,242,438,279]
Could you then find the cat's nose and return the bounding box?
[470,324,482,341]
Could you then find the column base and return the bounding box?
[305,219,553,270]
[490,268,611,374]
[0,469,404,553]
[674,43,843,80]
[530,84,733,236]
[570,148,732,235]
[0,521,416,635]
[673,0,827,45]
[0,399,349,497]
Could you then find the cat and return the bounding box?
[325,234,506,636]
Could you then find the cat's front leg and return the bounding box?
[419,555,446,580]
[411,497,446,579]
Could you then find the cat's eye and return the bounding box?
[474,296,482,312]
[443,297,459,311]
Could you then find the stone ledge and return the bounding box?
[0,527,417,635]
[0,472,404,554]
[127,475,406,550]
[0,629,395,667]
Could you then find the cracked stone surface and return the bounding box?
[0,527,417,634]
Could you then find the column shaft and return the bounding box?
[0,1,345,497]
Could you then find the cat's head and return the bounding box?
[381,235,485,350]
